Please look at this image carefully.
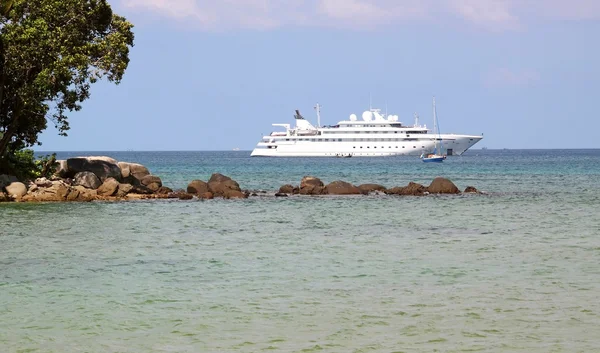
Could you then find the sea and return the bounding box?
[1,149,599,353]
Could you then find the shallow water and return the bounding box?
[1,150,599,352]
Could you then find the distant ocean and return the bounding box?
[1,149,600,352]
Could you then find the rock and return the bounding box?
[298,185,326,195]
[141,175,162,187]
[156,186,173,195]
[207,173,242,198]
[187,180,209,194]
[54,160,68,177]
[116,183,134,197]
[117,162,131,179]
[129,184,154,195]
[278,184,298,194]
[275,192,288,197]
[178,193,194,200]
[357,184,387,194]
[65,156,122,182]
[75,185,98,198]
[251,193,258,197]
[128,163,150,180]
[300,176,324,189]
[464,186,479,193]
[208,173,233,183]
[325,180,362,195]
[0,191,9,202]
[224,190,247,199]
[5,182,27,199]
[28,184,39,193]
[427,177,460,194]
[199,192,214,199]
[34,177,53,187]
[386,182,428,196]
[145,182,161,192]
[73,171,102,189]
[22,182,70,202]
[97,178,120,196]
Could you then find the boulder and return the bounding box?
[207,173,242,198]
[129,184,154,195]
[300,176,324,189]
[0,191,9,202]
[187,180,209,194]
[275,192,288,197]
[5,182,27,199]
[224,190,247,199]
[73,171,102,189]
[357,184,387,194]
[325,180,361,195]
[278,184,298,194]
[198,192,214,199]
[54,160,68,178]
[298,185,326,195]
[34,177,53,188]
[117,162,131,179]
[116,183,134,198]
[428,177,460,194]
[156,186,173,195]
[386,182,428,196]
[97,178,120,196]
[145,182,161,192]
[66,156,121,182]
[141,175,162,187]
[208,173,234,183]
[464,186,480,193]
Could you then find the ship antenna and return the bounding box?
[369,92,372,111]
[414,112,419,127]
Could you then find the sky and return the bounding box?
[37,0,599,151]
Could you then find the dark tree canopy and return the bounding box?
[0,0,134,167]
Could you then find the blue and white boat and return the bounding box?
[421,97,447,163]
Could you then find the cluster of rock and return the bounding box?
[1,156,481,203]
[275,176,479,196]
[0,156,171,202]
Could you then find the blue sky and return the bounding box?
[38,0,599,151]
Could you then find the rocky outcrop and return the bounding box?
[74,171,102,189]
[325,180,361,195]
[0,191,10,202]
[187,180,209,194]
[428,177,460,194]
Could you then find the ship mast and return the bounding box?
[314,103,321,128]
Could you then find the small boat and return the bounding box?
[421,97,447,163]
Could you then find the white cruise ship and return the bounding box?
[251,103,482,157]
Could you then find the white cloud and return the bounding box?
[484,68,541,87]
[117,0,600,31]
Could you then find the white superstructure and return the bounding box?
[251,103,482,157]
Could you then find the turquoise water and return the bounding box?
[1,149,600,352]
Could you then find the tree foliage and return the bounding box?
[0,0,134,174]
